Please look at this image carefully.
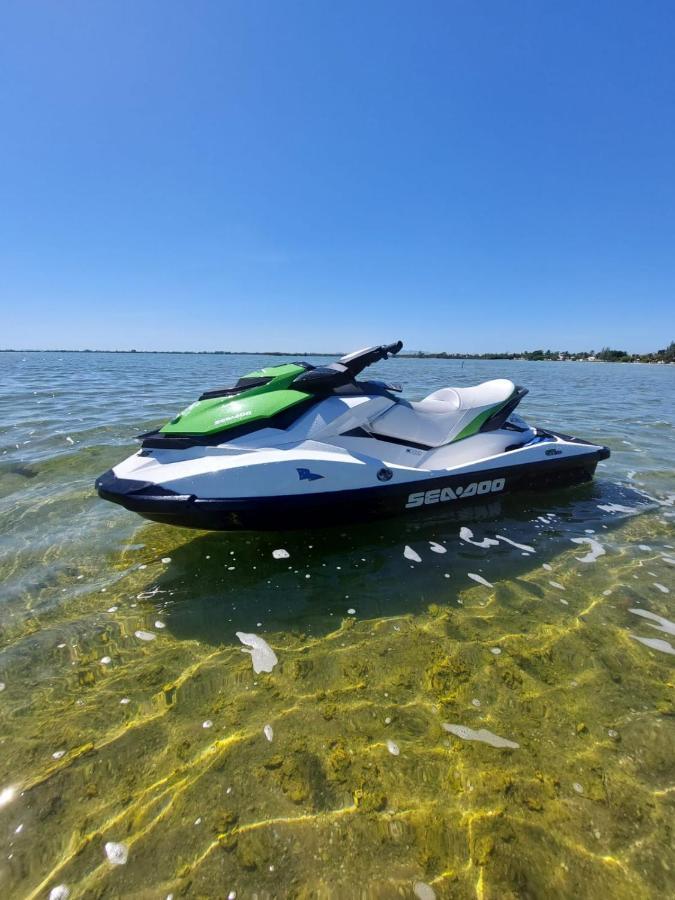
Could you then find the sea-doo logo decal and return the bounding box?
[297,467,324,481]
[545,447,562,456]
[214,410,253,426]
[405,478,505,509]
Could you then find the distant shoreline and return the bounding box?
[1,347,674,363]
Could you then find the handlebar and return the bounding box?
[338,341,403,375]
[291,341,403,392]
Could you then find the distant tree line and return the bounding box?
[404,341,675,363]
[2,341,674,362]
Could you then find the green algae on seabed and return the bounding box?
[0,510,673,899]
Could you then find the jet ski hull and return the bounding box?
[96,431,609,531]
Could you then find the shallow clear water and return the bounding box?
[0,351,673,899]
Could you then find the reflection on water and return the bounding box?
[0,352,673,898]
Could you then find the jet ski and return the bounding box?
[96,341,610,530]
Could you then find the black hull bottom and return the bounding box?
[96,445,608,532]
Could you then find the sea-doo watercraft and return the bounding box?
[96,341,610,530]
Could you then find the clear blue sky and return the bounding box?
[1,1,674,353]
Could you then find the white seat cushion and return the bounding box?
[369,379,515,447]
[422,379,515,410]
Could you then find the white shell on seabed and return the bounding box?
[202,720,213,729]
[495,534,535,553]
[460,527,499,549]
[104,841,129,865]
[0,786,16,807]
[134,630,156,641]
[629,608,675,635]
[570,537,605,563]
[52,750,66,760]
[404,545,422,562]
[386,739,400,756]
[467,572,493,588]
[236,632,278,674]
[413,882,436,900]
[442,723,519,749]
[0,682,5,692]
[631,634,675,655]
[263,724,274,742]
[272,548,289,559]
[49,886,70,900]
[428,541,447,554]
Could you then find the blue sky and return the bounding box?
[1,1,674,353]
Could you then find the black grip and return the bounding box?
[338,341,404,376]
[382,341,403,358]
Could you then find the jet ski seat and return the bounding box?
[369,379,516,447]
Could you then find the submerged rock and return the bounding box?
[236,632,278,674]
[442,723,519,749]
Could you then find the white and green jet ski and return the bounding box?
[96,341,609,530]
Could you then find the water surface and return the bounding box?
[1,352,673,899]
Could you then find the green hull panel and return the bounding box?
[161,363,311,436]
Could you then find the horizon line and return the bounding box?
[1,346,672,358]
